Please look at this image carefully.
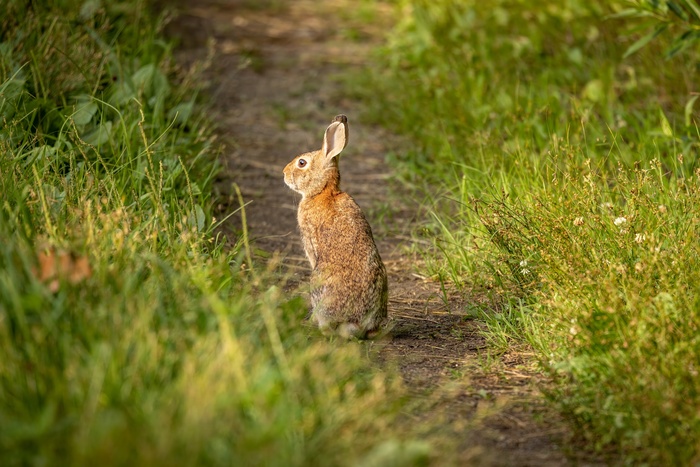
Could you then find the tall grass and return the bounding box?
[367,0,700,463]
[0,1,430,465]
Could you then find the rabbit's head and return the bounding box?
[284,115,349,198]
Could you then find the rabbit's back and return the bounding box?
[299,191,388,335]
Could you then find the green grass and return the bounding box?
[0,1,431,465]
[364,0,700,463]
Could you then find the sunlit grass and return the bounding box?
[0,1,433,465]
[366,0,700,463]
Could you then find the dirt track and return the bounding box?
[170,2,591,465]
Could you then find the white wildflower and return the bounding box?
[614,216,627,226]
[519,260,528,267]
[634,233,646,244]
[521,268,531,275]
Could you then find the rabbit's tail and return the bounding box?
[338,323,363,340]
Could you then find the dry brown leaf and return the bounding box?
[35,248,92,293]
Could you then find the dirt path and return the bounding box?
[170,2,588,465]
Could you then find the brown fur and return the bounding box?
[283,116,388,339]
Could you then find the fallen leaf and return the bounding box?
[35,248,93,293]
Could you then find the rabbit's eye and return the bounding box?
[298,159,307,168]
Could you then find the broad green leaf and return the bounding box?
[659,109,673,137]
[110,81,135,106]
[72,102,98,126]
[26,145,56,163]
[567,47,583,65]
[190,182,201,196]
[132,64,170,100]
[0,77,26,118]
[82,121,113,146]
[167,100,194,125]
[79,0,100,20]
[131,64,156,88]
[582,79,605,103]
[0,76,25,99]
[194,204,205,232]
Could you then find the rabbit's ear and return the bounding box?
[322,117,348,160]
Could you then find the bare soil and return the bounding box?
[169,1,600,465]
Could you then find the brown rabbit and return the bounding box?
[283,115,388,339]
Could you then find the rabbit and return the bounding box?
[283,115,388,339]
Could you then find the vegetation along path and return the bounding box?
[172,1,596,465]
